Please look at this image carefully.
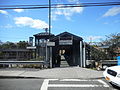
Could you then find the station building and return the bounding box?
[30,31,90,68]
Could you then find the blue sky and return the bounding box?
[0,0,120,43]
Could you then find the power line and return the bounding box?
[0,2,120,7]
[0,2,120,10]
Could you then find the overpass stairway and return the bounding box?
[60,59,69,67]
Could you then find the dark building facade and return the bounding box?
[33,31,54,62]
[34,31,88,68]
[50,32,83,67]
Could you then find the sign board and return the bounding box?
[27,46,36,49]
[59,40,72,45]
[47,42,55,46]
[117,56,120,66]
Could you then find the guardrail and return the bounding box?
[100,60,117,65]
[0,61,47,65]
[86,60,117,65]
[86,60,118,70]
[0,61,50,68]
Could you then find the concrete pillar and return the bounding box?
[80,41,83,67]
[83,42,86,67]
[49,47,52,68]
[45,40,48,62]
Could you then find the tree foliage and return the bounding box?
[0,41,16,49]
[90,46,107,60]
[17,41,29,49]
[101,33,120,45]
[100,33,120,59]
[0,41,29,49]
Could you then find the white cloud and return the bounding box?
[52,5,83,20]
[0,10,8,15]
[0,24,13,29]
[5,24,13,28]
[67,0,80,3]
[103,7,120,17]
[13,9,24,13]
[103,22,109,25]
[86,36,103,41]
[14,17,49,29]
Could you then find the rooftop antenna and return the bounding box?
[43,28,48,32]
[89,37,92,45]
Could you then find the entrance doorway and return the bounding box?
[53,45,73,67]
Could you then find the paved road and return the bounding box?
[0,78,118,90]
[0,67,104,79]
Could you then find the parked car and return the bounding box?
[103,66,120,87]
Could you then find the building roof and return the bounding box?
[34,32,54,37]
[50,32,83,41]
[99,46,110,49]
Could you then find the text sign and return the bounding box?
[47,42,55,46]
[59,40,72,45]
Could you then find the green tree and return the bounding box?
[17,41,29,49]
[100,33,120,59]
[100,33,120,45]
[0,41,29,49]
[90,46,107,60]
[1,41,16,49]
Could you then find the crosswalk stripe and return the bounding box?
[97,79,109,87]
[60,79,97,81]
[40,79,109,90]
[40,79,49,90]
[48,84,105,87]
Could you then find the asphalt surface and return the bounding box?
[0,78,118,90]
[0,67,104,79]
[0,67,119,90]
[0,79,43,90]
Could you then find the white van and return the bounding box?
[103,66,120,87]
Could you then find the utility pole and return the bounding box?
[48,0,51,67]
[49,0,51,35]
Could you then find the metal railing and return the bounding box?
[0,60,47,65]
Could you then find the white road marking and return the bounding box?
[48,84,104,87]
[40,79,49,90]
[40,79,58,90]
[97,79,109,87]
[60,79,97,81]
[41,79,109,90]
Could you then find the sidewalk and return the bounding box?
[0,67,104,79]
